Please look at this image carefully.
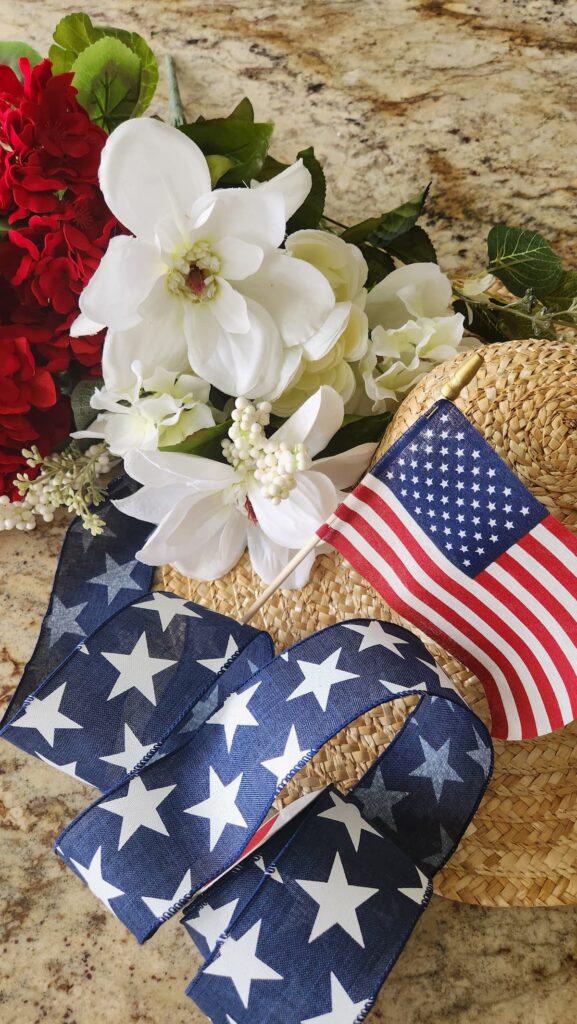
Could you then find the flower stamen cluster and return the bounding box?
[222,398,310,505]
[166,241,220,302]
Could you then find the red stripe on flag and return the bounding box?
[527,517,577,594]
[321,509,515,737]
[352,485,545,737]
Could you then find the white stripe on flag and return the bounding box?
[331,507,523,739]
[534,522,577,587]
[363,477,553,734]
[515,531,577,624]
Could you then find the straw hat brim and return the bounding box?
[161,338,577,908]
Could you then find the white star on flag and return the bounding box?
[198,634,238,674]
[203,919,282,1008]
[318,792,381,851]
[343,620,409,655]
[301,973,371,1024]
[398,866,430,905]
[70,846,124,912]
[137,592,201,631]
[102,631,177,705]
[206,682,260,752]
[100,775,176,850]
[296,852,378,946]
[288,649,359,712]
[184,767,247,850]
[12,682,82,747]
[100,724,156,773]
[89,553,141,604]
[185,897,239,951]
[261,725,310,786]
[142,868,192,918]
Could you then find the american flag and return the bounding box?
[318,398,577,740]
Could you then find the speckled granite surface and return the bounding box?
[2,1,577,1022]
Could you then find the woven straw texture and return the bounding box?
[160,338,577,908]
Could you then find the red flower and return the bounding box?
[0,324,71,498]
[0,59,107,220]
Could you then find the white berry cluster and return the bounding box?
[1,442,116,535]
[222,398,311,504]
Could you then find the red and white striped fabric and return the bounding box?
[318,399,577,740]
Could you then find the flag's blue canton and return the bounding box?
[380,398,545,577]
[0,477,493,1023]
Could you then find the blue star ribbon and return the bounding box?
[0,482,492,1023]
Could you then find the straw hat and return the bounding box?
[161,338,577,908]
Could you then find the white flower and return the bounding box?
[115,387,376,587]
[273,230,369,413]
[361,262,472,412]
[72,117,339,399]
[73,363,214,458]
[361,315,467,410]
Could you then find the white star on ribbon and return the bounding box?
[184,767,247,851]
[398,866,430,905]
[261,725,310,786]
[70,846,124,912]
[36,752,88,783]
[198,634,238,674]
[185,897,239,951]
[343,620,409,656]
[89,553,141,604]
[206,682,260,752]
[318,792,381,851]
[417,657,458,694]
[288,649,359,712]
[45,596,87,645]
[466,728,492,778]
[100,775,176,850]
[380,679,428,697]
[410,736,463,802]
[142,868,192,918]
[203,919,282,1008]
[254,855,283,884]
[12,682,82,747]
[296,852,378,946]
[99,724,156,772]
[301,973,371,1024]
[102,631,177,705]
[137,592,201,631]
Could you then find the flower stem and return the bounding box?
[165,55,186,127]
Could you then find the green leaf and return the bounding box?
[71,378,103,431]
[453,299,555,344]
[341,186,430,245]
[0,41,42,75]
[384,225,437,264]
[179,119,274,185]
[286,147,326,231]
[160,420,232,460]
[206,155,235,186]
[318,412,392,459]
[49,13,158,124]
[487,225,563,298]
[227,97,255,122]
[71,37,141,132]
[0,215,10,238]
[541,269,577,314]
[360,244,395,287]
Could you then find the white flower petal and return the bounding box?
[313,442,377,489]
[212,279,250,334]
[190,188,286,251]
[183,299,283,398]
[99,118,212,241]
[271,385,344,457]
[216,236,264,281]
[253,159,312,221]
[114,483,192,524]
[301,302,352,361]
[69,311,104,338]
[101,316,188,393]
[246,524,318,588]
[79,236,163,331]
[124,448,236,489]
[366,263,453,329]
[137,492,246,579]
[240,251,336,349]
[249,469,338,548]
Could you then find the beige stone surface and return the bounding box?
[2,2,577,1022]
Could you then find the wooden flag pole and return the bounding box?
[241,351,485,625]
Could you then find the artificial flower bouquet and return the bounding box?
[2,12,577,588]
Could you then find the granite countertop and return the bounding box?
[2,1,577,1022]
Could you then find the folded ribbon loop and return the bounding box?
[0,485,493,1023]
